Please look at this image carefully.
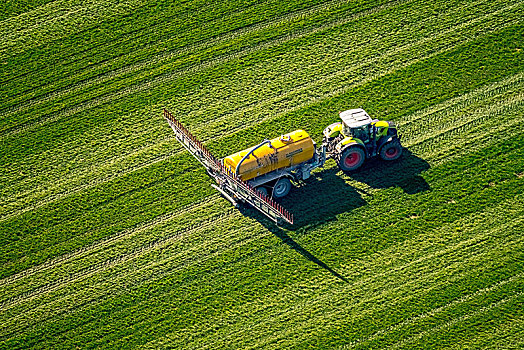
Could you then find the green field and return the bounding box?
[1,0,523,348]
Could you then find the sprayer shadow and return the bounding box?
[240,149,430,282]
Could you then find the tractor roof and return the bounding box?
[339,108,372,128]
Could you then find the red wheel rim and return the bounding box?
[344,152,361,167]
[385,147,398,158]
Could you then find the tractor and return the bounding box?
[323,108,402,172]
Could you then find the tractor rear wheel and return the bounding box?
[337,146,365,172]
[380,140,402,161]
[272,177,292,198]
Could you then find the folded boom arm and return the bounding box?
[163,109,293,225]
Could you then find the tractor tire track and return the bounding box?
[398,72,524,128]
[0,0,514,224]
[0,209,246,337]
[387,291,524,349]
[1,72,519,311]
[0,206,234,313]
[0,0,258,94]
[0,194,219,289]
[158,194,524,347]
[3,56,518,221]
[205,225,524,349]
[0,0,149,60]
[0,0,427,139]
[5,175,524,342]
[343,272,524,349]
[0,0,400,120]
[132,218,524,348]
[0,0,454,207]
[210,3,522,140]
[405,93,524,148]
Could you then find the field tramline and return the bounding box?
[2,76,522,346]
[1,0,523,348]
[0,0,518,221]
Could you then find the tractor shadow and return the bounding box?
[277,149,430,228]
[347,149,431,195]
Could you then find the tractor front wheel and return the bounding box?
[272,177,292,198]
[380,140,402,161]
[337,147,365,172]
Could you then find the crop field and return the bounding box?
[1,0,523,348]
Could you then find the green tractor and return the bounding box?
[323,108,402,171]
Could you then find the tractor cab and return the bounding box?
[323,108,403,172]
[340,109,373,144]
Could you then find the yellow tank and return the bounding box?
[223,130,315,181]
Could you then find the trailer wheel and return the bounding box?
[337,147,365,172]
[272,177,292,198]
[380,140,402,161]
[256,186,268,197]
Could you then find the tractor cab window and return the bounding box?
[352,125,370,143]
[342,123,352,137]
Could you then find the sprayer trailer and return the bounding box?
[163,108,402,225]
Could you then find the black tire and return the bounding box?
[256,186,268,197]
[272,177,292,198]
[337,146,366,172]
[380,140,402,161]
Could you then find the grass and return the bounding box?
[1,0,523,348]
